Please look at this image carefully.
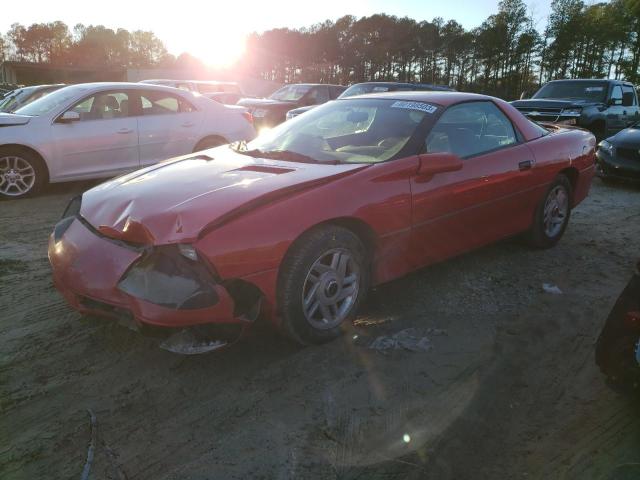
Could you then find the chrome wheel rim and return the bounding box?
[302,248,360,330]
[543,185,569,238]
[0,156,36,196]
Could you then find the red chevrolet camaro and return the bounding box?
[49,92,596,350]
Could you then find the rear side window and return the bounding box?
[140,91,196,115]
[308,86,330,104]
[426,101,517,158]
[610,86,623,105]
[622,85,637,106]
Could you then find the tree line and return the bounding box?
[244,0,640,98]
[0,22,173,69]
[1,0,638,99]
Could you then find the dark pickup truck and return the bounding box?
[237,83,346,129]
[512,79,639,140]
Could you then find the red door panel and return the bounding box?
[409,143,539,267]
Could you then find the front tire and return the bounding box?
[278,225,370,345]
[527,174,572,248]
[0,148,46,199]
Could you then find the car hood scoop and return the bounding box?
[0,113,31,126]
[80,148,365,244]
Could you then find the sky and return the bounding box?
[1,0,555,66]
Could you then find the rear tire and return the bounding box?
[0,147,46,199]
[278,225,370,345]
[527,174,572,249]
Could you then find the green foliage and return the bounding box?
[3,22,168,69]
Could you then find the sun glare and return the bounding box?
[172,25,247,68]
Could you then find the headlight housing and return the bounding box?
[561,107,582,116]
[598,139,614,155]
[118,244,220,310]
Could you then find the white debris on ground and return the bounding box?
[542,283,563,295]
[368,328,432,352]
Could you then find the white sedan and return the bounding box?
[0,82,256,198]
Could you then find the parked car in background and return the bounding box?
[596,121,640,183]
[0,84,65,113]
[139,79,245,104]
[596,258,640,392]
[237,83,346,129]
[0,82,256,199]
[48,92,595,351]
[285,81,455,120]
[512,79,640,140]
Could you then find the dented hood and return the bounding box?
[80,148,366,244]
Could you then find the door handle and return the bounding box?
[117,128,133,134]
[519,160,534,171]
[181,122,195,128]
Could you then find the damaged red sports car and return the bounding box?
[49,92,596,351]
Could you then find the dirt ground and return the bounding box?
[1,178,639,480]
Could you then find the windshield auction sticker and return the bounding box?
[391,101,438,114]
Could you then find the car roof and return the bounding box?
[352,81,452,90]
[61,82,192,92]
[345,90,485,106]
[283,83,345,87]
[545,78,636,88]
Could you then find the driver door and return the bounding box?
[51,90,139,179]
[409,101,539,268]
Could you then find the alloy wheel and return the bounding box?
[543,185,569,238]
[0,156,36,197]
[302,248,360,330]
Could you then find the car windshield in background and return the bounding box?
[0,87,35,111]
[269,85,312,102]
[533,81,608,102]
[14,86,87,116]
[235,98,438,164]
[340,84,394,98]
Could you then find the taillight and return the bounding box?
[242,111,253,125]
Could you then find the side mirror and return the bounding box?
[607,98,622,106]
[57,111,80,123]
[417,153,463,176]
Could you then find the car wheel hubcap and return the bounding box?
[302,248,360,330]
[0,156,35,196]
[543,185,568,238]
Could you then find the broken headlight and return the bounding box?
[53,195,82,242]
[118,245,219,309]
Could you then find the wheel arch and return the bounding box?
[0,143,50,183]
[277,216,378,281]
[558,166,579,206]
[193,135,229,152]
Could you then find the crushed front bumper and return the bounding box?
[48,217,260,350]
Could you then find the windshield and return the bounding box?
[15,86,87,116]
[235,98,438,164]
[269,84,312,102]
[533,81,608,102]
[0,87,34,112]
